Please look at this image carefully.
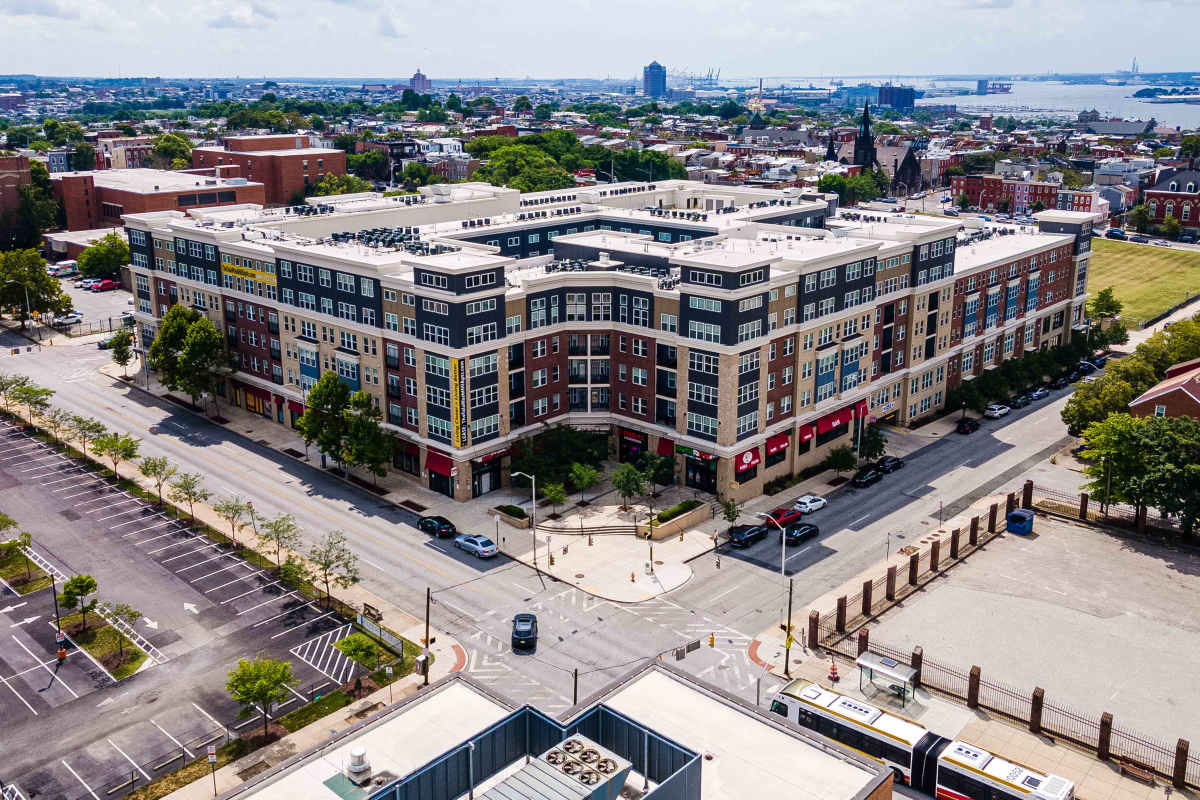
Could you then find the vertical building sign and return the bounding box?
[450,357,468,447]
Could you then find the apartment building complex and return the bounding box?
[122,181,1092,503]
[191,135,347,205]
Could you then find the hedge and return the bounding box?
[496,504,527,519]
[656,499,702,523]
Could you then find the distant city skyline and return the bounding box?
[1,0,1197,80]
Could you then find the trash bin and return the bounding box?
[1006,509,1034,535]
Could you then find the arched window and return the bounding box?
[1169,182,1178,192]
[1183,204,1191,222]
[1149,201,1157,217]
[1166,201,1175,217]
[1188,183,1196,193]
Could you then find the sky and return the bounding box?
[1,0,1198,80]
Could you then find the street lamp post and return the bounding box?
[4,279,33,334]
[511,471,537,568]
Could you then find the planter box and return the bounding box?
[637,503,711,540]
[491,507,530,529]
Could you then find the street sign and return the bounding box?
[385,665,393,676]
[55,629,65,643]
[207,744,216,764]
[785,633,795,649]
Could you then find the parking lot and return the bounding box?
[0,420,367,799]
[867,514,1200,748]
[53,278,133,335]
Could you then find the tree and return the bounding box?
[148,133,191,169]
[722,499,740,526]
[1180,135,1200,160]
[260,514,301,570]
[310,173,372,196]
[40,406,70,445]
[611,462,645,511]
[445,93,463,112]
[59,574,99,629]
[1030,200,1046,212]
[1088,286,1123,319]
[140,456,177,507]
[823,445,857,477]
[109,328,133,377]
[12,383,53,422]
[308,530,359,605]
[343,390,391,483]
[70,142,96,171]
[99,601,141,659]
[1127,204,1150,233]
[93,432,140,476]
[309,114,325,131]
[956,193,970,211]
[69,415,106,457]
[146,304,202,391]
[347,148,388,181]
[213,496,250,548]
[1138,416,1200,534]
[0,250,71,328]
[569,462,599,504]
[176,316,227,413]
[542,482,566,516]
[336,632,378,669]
[1080,413,1152,513]
[279,556,310,590]
[470,144,575,193]
[76,232,130,279]
[0,373,30,414]
[1161,215,1182,240]
[169,472,208,523]
[718,100,742,120]
[226,657,296,739]
[858,424,888,462]
[641,453,674,495]
[296,371,351,466]
[512,96,533,114]
[533,103,555,121]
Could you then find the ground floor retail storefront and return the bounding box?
[471,450,508,498]
[618,427,648,463]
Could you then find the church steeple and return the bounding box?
[825,132,838,163]
[852,102,878,170]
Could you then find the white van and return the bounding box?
[48,260,78,278]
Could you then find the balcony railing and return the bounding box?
[656,381,675,397]
[385,355,400,369]
[568,370,589,384]
[656,415,676,428]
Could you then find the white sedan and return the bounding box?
[984,403,1011,419]
[453,534,499,558]
[793,495,828,513]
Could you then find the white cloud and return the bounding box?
[208,2,276,28]
[378,13,404,37]
[0,0,80,18]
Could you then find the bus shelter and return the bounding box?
[856,652,917,707]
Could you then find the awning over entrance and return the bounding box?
[798,425,815,443]
[735,447,761,473]
[476,449,509,464]
[855,399,870,419]
[765,432,790,455]
[816,407,854,434]
[425,449,454,477]
[675,444,715,461]
[620,428,647,445]
[656,438,675,457]
[287,400,305,414]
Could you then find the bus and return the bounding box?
[769,680,1074,800]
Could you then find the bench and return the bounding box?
[1116,760,1155,785]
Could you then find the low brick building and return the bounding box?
[50,168,265,231]
[0,153,31,224]
[1129,359,1200,419]
[191,134,346,205]
[1143,170,1200,232]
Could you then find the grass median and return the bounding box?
[60,610,147,680]
[0,545,51,594]
[1089,238,1200,325]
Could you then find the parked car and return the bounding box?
[1076,360,1096,374]
[1029,386,1050,400]
[90,279,119,292]
[75,277,100,289]
[727,525,769,547]
[791,495,828,514]
[417,515,456,538]
[1152,240,1171,248]
[767,507,806,527]
[53,311,83,326]
[1105,228,1127,240]
[943,208,960,217]
[875,456,905,473]
[850,469,882,488]
[1090,355,1108,368]
[956,418,981,435]
[1048,375,1071,390]
[1179,234,1195,244]
[96,334,121,350]
[453,534,498,558]
[1129,235,1149,244]
[1066,370,1082,383]
[511,613,538,650]
[983,403,1011,419]
[1010,393,1032,409]
[783,523,819,545]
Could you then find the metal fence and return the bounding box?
[1032,483,1182,535]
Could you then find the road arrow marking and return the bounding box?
[183,603,198,614]
[142,617,159,630]
[10,615,40,627]
[0,601,28,613]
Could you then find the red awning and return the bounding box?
[402,441,420,456]
[477,449,509,464]
[273,395,284,406]
[656,438,675,457]
[620,428,647,445]
[287,401,305,414]
[816,407,854,434]
[855,399,869,419]
[765,432,790,456]
[735,447,761,473]
[425,450,453,477]
[798,425,815,443]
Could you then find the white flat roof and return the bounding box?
[235,681,511,800]
[953,229,1072,273]
[52,167,262,193]
[603,670,881,800]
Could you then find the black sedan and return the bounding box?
[1009,394,1032,409]
[783,522,819,545]
[511,613,538,650]
[726,525,769,548]
[418,515,456,538]
[1048,375,1071,390]
[876,456,905,473]
[851,469,883,488]
[956,418,981,435]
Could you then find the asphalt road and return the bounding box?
[0,328,1084,795]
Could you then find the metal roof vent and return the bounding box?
[346,746,372,785]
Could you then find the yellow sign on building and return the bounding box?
[220,260,277,287]
[450,357,466,448]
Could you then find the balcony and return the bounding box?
[590,369,610,383]
[656,345,677,367]
[385,355,400,369]
[267,321,280,335]
[568,369,589,384]
[656,415,676,428]
[656,381,676,397]
[269,346,281,362]
[388,410,404,426]
[387,384,404,400]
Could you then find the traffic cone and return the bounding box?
[828,658,840,683]
[630,571,636,582]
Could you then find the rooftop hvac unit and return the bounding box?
[481,735,631,800]
[345,746,372,786]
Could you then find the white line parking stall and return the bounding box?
[289,623,361,686]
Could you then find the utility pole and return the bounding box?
[573,668,579,705]
[423,587,431,687]
[51,574,61,631]
[784,578,794,677]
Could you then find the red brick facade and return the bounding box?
[0,154,31,223]
[191,147,346,205]
[51,172,266,231]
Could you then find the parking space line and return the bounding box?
[129,529,187,547]
[190,702,226,732]
[85,498,141,515]
[0,670,37,715]
[147,538,199,555]
[270,611,334,639]
[175,552,235,573]
[284,683,308,703]
[161,542,218,562]
[59,760,99,800]
[238,590,296,615]
[108,738,150,781]
[96,506,151,522]
[40,470,89,486]
[191,560,252,582]
[17,453,65,466]
[150,718,194,758]
[21,459,72,473]
[210,573,269,596]
[58,484,110,498]
[113,513,170,530]
[11,635,78,698]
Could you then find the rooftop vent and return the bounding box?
[345,746,372,786]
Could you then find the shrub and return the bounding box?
[656,499,702,523]
[496,504,526,519]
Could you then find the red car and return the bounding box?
[91,279,118,292]
[767,508,805,527]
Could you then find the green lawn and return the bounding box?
[1089,239,1200,325]
[0,547,51,595]
[60,611,147,680]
